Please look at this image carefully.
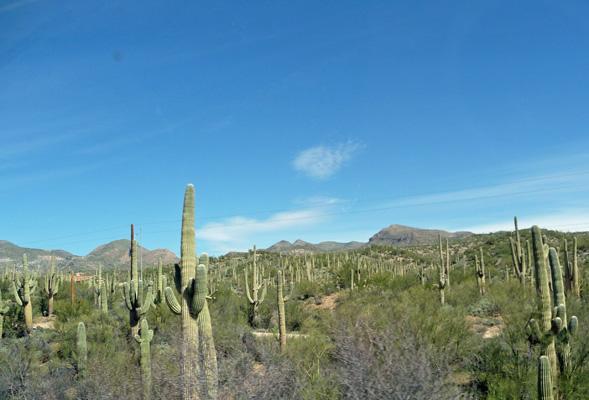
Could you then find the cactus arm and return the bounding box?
[123,282,134,311]
[245,269,254,304]
[173,263,182,293]
[164,287,182,315]
[200,253,209,268]
[569,316,578,334]
[29,279,37,296]
[139,284,154,316]
[509,238,522,277]
[44,275,50,295]
[134,334,142,343]
[258,279,267,304]
[189,264,207,317]
[12,280,23,307]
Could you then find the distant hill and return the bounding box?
[368,224,473,246]
[266,239,364,253]
[0,239,179,273]
[266,224,473,253]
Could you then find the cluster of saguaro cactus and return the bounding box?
[124,238,154,336]
[134,318,154,400]
[0,289,11,341]
[562,238,580,299]
[529,225,579,394]
[509,216,529,287]
[12,254,37,332]
[475,249,486,295]
[245,245,267,327]
[76,322,87,379]
[164,184,218,400]
[43,250,60,316]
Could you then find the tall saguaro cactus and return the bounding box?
[277,270,288,353]
[475,249,486,295]
[124,238,154,336]
[12,254,37,332]
[510,216,527,286]
[77,322,87,379]
[71,270,75,306]
[530,226,558,381]
[245,245,267,327]
[44,250,59,316]
[134,318,154,400]
[164,184,218,400]
[572,237,580,298]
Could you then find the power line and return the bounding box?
[20,169,589,247]
[26,182,589,250]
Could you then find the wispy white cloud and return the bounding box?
[381,171,589,211]
[0,0,36,14]
[195,208,329,253]
[292,141,362,179]
[0,133,79,159]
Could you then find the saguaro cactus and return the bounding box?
[155,258,167,304]
[43,250,59,316]
[0,289,11,341]
[475,250,486,295]
[93,263,108,314]
[547,248,578,374]
[530,225,557,381]
[134,318,154,400]
[164,184,218,400]
[572,237,580,298]
[12,254,37,332]
[538,355,553,400]
[277,270,288,353]
[124,239,154,336]
[509,216,527,286]
[245,245,267,327]
[71,270,75,306]
[437,261,446,305]
[77,322,87,379]
[565,237,581,299]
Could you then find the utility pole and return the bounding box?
[140,228,143,281]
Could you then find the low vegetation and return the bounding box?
[1,188,588,399]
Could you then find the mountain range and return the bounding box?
[0,239,179,273]
[1,224,473,271]
[264,224,473,253]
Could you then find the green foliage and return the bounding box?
[2,223,589,399]
[468,298,500,318]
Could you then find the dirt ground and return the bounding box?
[32,315,56,330]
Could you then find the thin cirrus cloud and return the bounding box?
[292,141,362,180]
[195,208,330,253]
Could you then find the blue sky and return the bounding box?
[2,1,589,257]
